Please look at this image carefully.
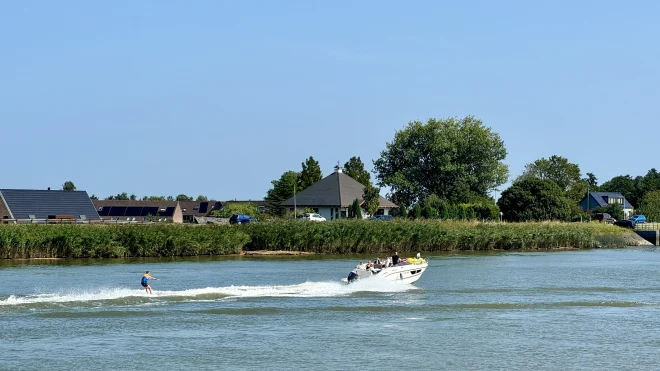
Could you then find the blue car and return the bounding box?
[629,214,646,224]
[229,214,258,224]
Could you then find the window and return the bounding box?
[193,205,200,210]
[182,208,187,212]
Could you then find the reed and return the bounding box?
[0,224,249,259]
[0,220,635,259]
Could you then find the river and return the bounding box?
[2,248,660,370]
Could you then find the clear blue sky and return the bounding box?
[2,1,659,200]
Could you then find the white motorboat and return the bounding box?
[344,255,428,284]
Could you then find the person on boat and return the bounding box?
[141,271,157,294]
[392,251,400,265]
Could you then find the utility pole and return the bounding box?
[294,182,297,218]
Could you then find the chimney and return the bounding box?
[47,187,50,191]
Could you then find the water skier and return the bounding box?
[141,271,157,294]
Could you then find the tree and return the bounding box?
[398,204,407,218]
[176,194,192,201]
[144,196,166,201]
[107,192,129,200]
[90,194,98,200]
[62,181,76,191]
[349,198,362,219]
[265,171,300,216]
[166,196,174,201]
[196,195,209,202]
[584,172,598,188]
[639,190,660,222]
[130,194,137,201]
[299,156,323,190]
[374,116,508,206]
[344,156,371,187]
[362,183,381,217]
[497,178,572,222]
[410,203,422,219]
[520,155,581,192]
[215,202,258,218]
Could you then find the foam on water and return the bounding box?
[0,277,417,306]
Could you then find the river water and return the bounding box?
[2,249,660,370]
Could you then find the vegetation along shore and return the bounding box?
[0,221,649,260]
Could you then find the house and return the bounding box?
[176,201,224,222]
[578,192,634,218]
[281,165,398,220]
[93,200,223,223]
[93,200,184,223]
[0,189,100,223]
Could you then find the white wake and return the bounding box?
[0,278,417,306]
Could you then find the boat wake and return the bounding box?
[0,279,417,308]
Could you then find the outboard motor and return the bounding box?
[347,271,358,284]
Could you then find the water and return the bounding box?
[2,249,660,370]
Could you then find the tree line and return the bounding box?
[264,116,660,222]
[60,182,210,203]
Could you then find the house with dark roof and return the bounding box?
[281,165,398,220]
[92,200,223,223]
[0,189,100,223]
[578,192,634,218]
[93,200,184,223]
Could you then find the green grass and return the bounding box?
[0,220,636,259]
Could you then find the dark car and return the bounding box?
[370,215,393,221]
[229,214,258,225]
[594,213,616,224]
[614,219,635,229]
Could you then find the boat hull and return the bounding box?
[349,262,428,284]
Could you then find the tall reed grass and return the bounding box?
[0,220,635,259]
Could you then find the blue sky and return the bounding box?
[2,1,659,200]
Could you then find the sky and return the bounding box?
[1,1,659,200]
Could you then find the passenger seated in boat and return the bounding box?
[366,261,373,270]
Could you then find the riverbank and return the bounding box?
[0,220,649,259]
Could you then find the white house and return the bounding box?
[281,165,398,220]
[578,192,634,219]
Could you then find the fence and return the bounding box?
[635,222,660,231]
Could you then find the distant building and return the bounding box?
[0,189,100,223]
[281,165,397,220]
[578,192,634,218]
[93,200,223,224]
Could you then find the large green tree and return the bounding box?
[176,194,193,201]
[107,192,130,200]
[196,195,209,202]
[520,155,581,191]
[362,183,381,217]
[639,190,660,222]
[299,156,322,190]
[497,178,572,222]
[62,181,76,191]
[265,171,300,216]
[344,156,371,187]
[374,116,508,206]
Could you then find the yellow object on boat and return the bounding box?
[407,258,426,265]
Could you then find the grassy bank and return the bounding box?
[0,220,640,259]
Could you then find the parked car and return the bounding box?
[370,215,393,221]
[594,213,616,224]
[298,213,326,222]
[629,214,646,224]
[614,219,636,229]
[229,214,258,224]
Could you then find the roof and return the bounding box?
[177,201,223,216]
[0,189,101,220]
[281,171,397,208]
[586,192,634,209]
[93,200,179,218]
